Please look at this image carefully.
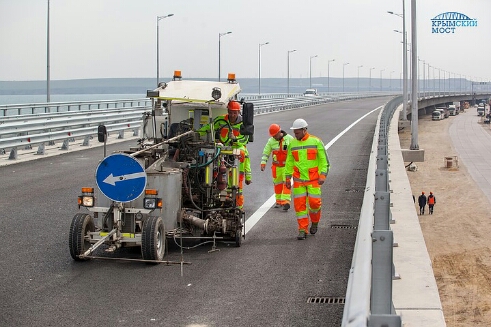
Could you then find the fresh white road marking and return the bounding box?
[245,106,381,235]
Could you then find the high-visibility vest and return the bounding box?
[261,133,294,167]
[198,114,249,147]
[428,195,435,204]
[285,132,330,183]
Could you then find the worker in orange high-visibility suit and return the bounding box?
[285,118,330,240]
[261,124,294,211]
[198,100,251,209]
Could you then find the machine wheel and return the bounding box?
[141,216,165,262]
[234,229,242,247]
[69,213,95,261]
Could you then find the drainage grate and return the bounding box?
[344,188,363,193]
[330,224,357,230]
[307,297,346,304]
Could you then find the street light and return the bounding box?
[327,59,335,93]
[258,42,270,95]
[390,70,395,91]
[357,65,363,93]
[410,0,419,150]
[388,1,408,120]
[156,14,174,86]
[342,62,350,92]
[287,49,297,96]
[309,55,318,88]
[380,68,385,91]
[218,31,232,81]
[47,0,50,102]
[369,67,375,92]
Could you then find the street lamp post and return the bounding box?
[309,55,318,88]
[258,41,270,95]
[380,69,385,91]
[218,31,232,81]
[342,62,350,92]
[388,1,408,120]
[287,50,297,96]
[47,0,50,102]
[389,70,395,91]
[156,14,174,86]
[357,65,363,92]
[410,0,419,150]
[369,67,375,92]
[327,59,335,93]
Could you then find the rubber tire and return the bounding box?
[235,229,242,247]
[141,216,165,262]
[69,213,95,261]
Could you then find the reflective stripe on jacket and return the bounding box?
[428,195,435,205]
[285,132,330,182]
[261,132,294,167]
[198,114,249,147]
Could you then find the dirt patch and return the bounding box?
[399,112,491,327]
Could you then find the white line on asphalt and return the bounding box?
[244,106,382,235]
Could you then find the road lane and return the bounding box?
[0,96,392,327]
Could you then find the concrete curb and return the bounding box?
[389,107,447,326]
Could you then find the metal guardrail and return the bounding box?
[342,96,402,327]
[0,93,383,160]
[0,99,152,116]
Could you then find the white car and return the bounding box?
[304,88,318,96]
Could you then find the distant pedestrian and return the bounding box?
[428,191,436,214]
[413,194,415,203]
[418,191,427,215]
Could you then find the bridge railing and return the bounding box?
[342,96,402,327]
[0,93,382,159]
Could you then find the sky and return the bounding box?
[1,0,490,82]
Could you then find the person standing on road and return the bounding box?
[418,191,427,215]
[428,191,436,214]
[285,118,330,240]
[260,124,294,211]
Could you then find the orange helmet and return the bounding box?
[422,191,425,194]
[227,101,241,111]
[430,192,433,195]
[269,124,281,137]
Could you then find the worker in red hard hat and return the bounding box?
[285,118,330,240]
[198,100,251,209]
[260,124,294,211]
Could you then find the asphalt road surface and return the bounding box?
[0,96,392,327]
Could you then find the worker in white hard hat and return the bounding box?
[285,118,330,240]
[260,124,295,211]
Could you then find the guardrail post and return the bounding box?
[61,139,70,151]
[118,130,124,139]
[36,143,45,155]
[82,136,91,146]
[371,230,397,315]
[8,147,18,160]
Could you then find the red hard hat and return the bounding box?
[227,101,241,111]
[269,124,281,137]
[422,191,425,194]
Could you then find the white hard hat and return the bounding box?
[290,118,308,130]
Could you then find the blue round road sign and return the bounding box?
[95,153,147,202]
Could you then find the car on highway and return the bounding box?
[304,88,318,96]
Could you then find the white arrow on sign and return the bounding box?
[103,172,146,186]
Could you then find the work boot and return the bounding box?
[297,230,306,240]
[282,203,290,211]
[310,223,318,235]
